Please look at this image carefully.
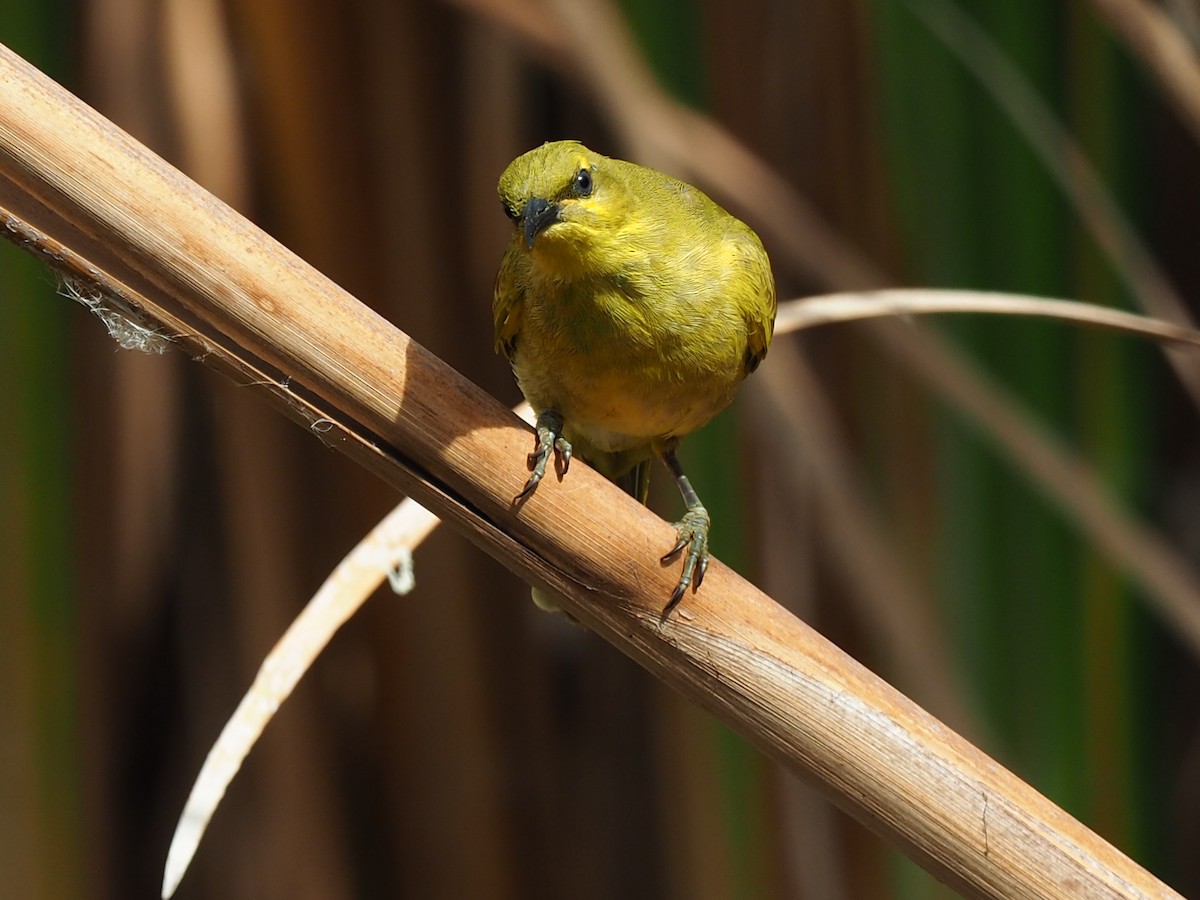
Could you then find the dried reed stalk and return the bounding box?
[0,41,1180,900]
[1088,0,1200,147]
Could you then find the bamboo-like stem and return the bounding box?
[0,42,1180,900]
[1088,0,1200,148]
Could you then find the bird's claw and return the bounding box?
[516,413,571,502]
[660,506,710,621]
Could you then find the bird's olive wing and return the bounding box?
[735,234,777,374]
[492,241,526,360]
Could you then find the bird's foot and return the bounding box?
[516,410,571,502]
[660,505,710,621]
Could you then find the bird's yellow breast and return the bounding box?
[510,245,752,456]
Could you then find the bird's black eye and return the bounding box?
[502,200,519,221]
[573,167,593,197]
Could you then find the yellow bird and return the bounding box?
[494,140,776,617]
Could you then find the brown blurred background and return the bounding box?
[3,0,1200,897]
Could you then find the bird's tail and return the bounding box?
[614,459,651,505]
[529,456,651,614]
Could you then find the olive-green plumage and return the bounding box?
[494,140,776,615]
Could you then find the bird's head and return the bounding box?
[497,140,630,277]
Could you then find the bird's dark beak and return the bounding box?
[523,197,560,249]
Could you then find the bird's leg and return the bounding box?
[658,444,710,620]
[516,409,572,502]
